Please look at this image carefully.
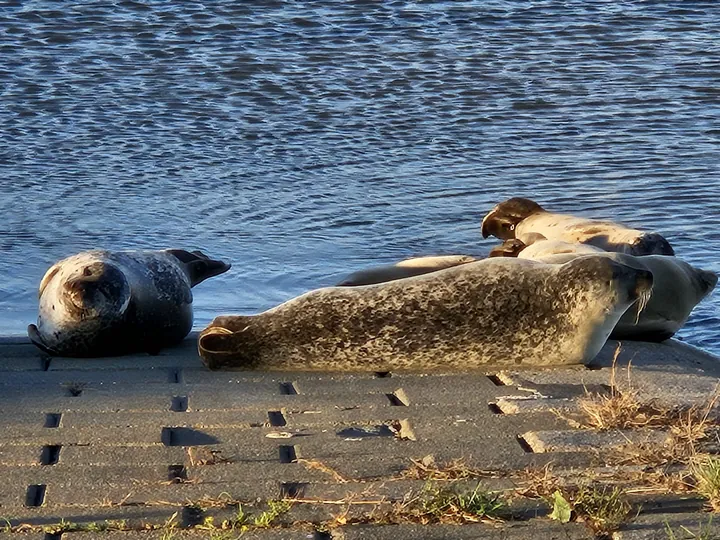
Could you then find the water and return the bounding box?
[2,1,719,353]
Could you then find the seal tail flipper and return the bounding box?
[27,324,58,356]
[198,315,264,370]
[167,249,231,287]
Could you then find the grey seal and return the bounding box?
[28,249,230,357]
[532,253,717,342]
[198,256,653,371]
[481,197,674,255]
[337,255,477,286]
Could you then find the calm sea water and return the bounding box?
[2,1,719,354]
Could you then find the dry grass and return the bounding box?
[402,455,498,481]
[329,480,509,526]
[298,458,349,483]
[576,345,665,431]
[572,344,720,470]
[186,447,234,466]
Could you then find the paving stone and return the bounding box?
[613,512,719,540]
[522,429,669,453]
[2,504,182,527]
[0,386,173,413]
[0,370,177,386]
[0,425,169,446]
[338,520,593,539]
[494,397,579,414]
[66,531,317,540]
[2,337,719,540]
[59,445,188,466]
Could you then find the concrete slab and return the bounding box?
[2,336,720,539]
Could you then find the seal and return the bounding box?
[28,249,231,357]
[337,255,477,286]
[481,197,675,255]
[198,256,653,371]
[530,252,717,342]
[488,233,605,259]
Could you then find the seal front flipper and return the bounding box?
[166,249,231,287]
[27,324,59,356]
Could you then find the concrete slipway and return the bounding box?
[1,336,720,540]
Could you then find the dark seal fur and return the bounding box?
[198,256,653,371]
[29,249,230,357]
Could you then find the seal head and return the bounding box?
[481,197,544,239]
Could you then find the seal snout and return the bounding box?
[62,263,130,315]
[630,268,654,306]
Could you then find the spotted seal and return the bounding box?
[481,197,674,255]
[337,255,477,286]
[198,256,653,371]
[531,253,717,342]
[28,249,230,357]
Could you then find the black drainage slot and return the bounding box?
[488,403,503,415]
[487,374,505,386]
[168,368,183,384]
[374,371,392,378]
[585,364,602,371]
[279,381,298,395]
[45,533,62,540]
[25,484,46,507]
[280,481,308,499]
[168,464,188,483]
[64,383,86,397]
[279,445,299,463]
[161,427,220,446]
[181,505,204,527]
[40,445,61,465]
[268,410,287,427]
[314,532,332,540]
[44,413,62,428]
[386,388,410,406]
[170,396,188,412]
[516,435,534,453]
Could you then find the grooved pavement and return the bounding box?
[1,336,720,539]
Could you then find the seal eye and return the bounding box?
[83,267,92,277]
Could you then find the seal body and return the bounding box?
[337,255,476,286]
[199,256,653,371]
[29,249,230,357]
[488,233,604,259]
[481,197,674,256]
[533,253,717,341]
[518,239,606,259]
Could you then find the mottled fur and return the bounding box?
[29,249,229,357]
[199,256,652,371]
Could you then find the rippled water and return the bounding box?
[2,1,719,354]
